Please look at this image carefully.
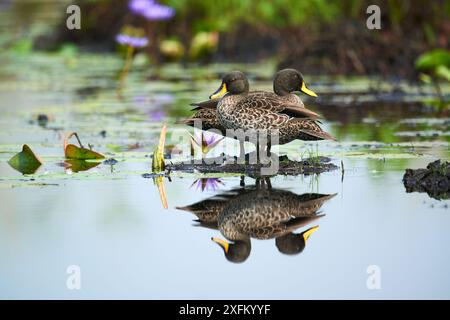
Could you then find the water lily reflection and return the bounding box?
[63,159,101,173]
[191,178,224,192]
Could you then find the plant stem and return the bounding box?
[116,45,135,99]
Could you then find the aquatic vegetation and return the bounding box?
[159,39,185,61]
[415,49,450,109]
[300,144,320,164]
[115,26,149,98]
[64,132,105,160]
[415,49,450,79]
[129,0,175,21]
[153,175,168,209]
[152,124,167,172]
[63,159,101,173]
[190,132,224,155]
[115,34,149,48]
[189,32,219,60]
[7,145,42,174]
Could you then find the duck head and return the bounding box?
[273,68,318,97]
[209,71,249,99]
[211,237,251,263]
[275,225,319,255]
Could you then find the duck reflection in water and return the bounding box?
[177,177,336,263]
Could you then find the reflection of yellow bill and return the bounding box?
[300,82,318,97]
[302,225,319,243]
[212,237,230,253]
[210,83,228,99]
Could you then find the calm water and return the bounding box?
[0,51,449,299]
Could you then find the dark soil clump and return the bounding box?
[403,160,450,200]
[165,155,338,177]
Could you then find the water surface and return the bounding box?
[0,52,449,299]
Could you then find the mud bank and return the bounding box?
[403,160,450,200]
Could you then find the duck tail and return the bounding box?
[291,119,337,141]
[283,214,325,232]
[301,129,337,141]
[175,118,199,127]
[282,104,323,120]
[190,99,219,110]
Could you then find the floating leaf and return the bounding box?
[8,144,42,174]
[64,132,105,160]
[64,159,101,173]
[152,124,167,172]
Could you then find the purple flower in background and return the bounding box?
[148,110,165,121]
[115,34,149,48]
[191,178,224,192]
[129,0,175,21]
[129,0,150,14]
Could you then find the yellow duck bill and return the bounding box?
[209,83,228,99]
[302,225,319,243]
[300,82,318,97]
[211,237,230,253]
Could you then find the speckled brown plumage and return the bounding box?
[217,188,335,241]
[185,90,304,136]
[182,69,335,146]
[176,190,245,225]
[180,107,227,135]
[216,93,335,144]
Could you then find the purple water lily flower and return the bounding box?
[148,110,165,121]
[129,0,175,21]
[115,34,149,48]
[190,131,224,154]
[193,132,222,147]
[191,178,224,192]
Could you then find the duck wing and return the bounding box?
[237,94,322,120]
[288,118,337,141]
[189,91,270,111]
[190,98,220,110]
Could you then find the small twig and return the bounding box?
[72,132,84,149]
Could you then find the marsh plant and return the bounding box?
[115,26,149,98]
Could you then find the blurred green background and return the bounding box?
[1,0,449,79]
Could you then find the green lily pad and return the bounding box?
[7,144,42,174]
[64,159,101,173]
[64,132,105,160]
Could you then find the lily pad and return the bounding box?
[7,144,42,174]
[64,132,105,160]
[64,159,101,173]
